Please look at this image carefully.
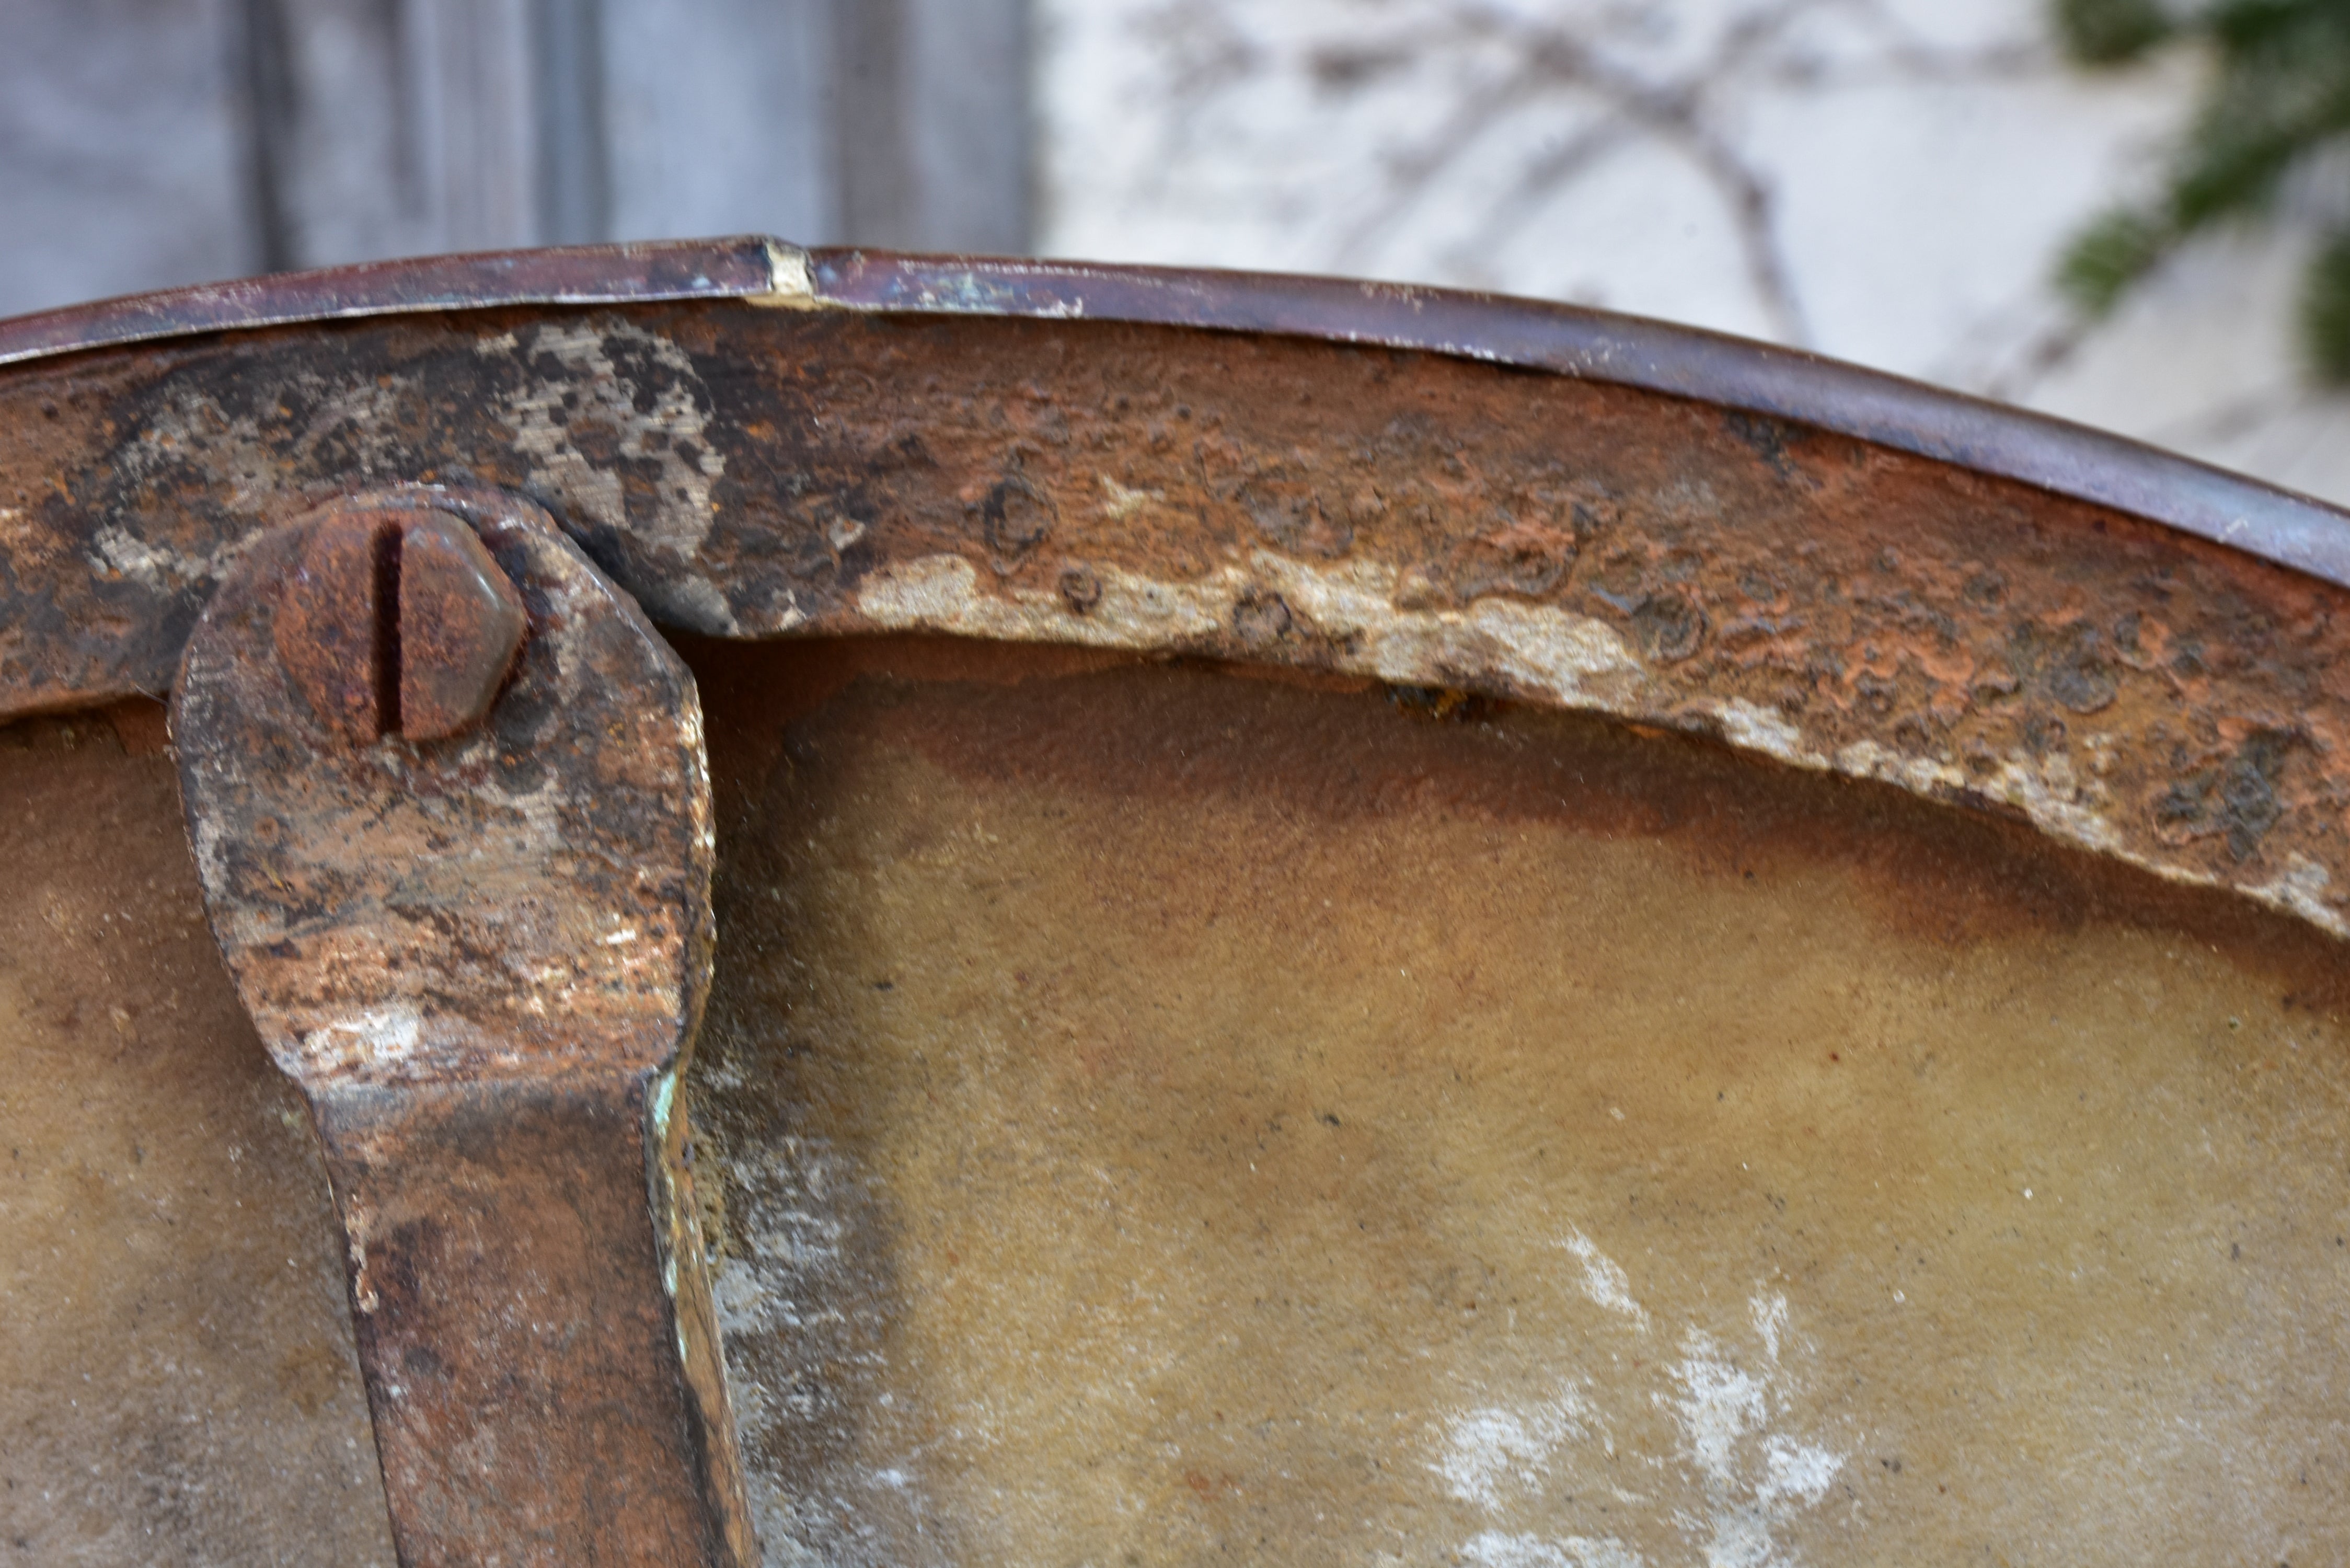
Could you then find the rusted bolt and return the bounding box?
[271,506,527,743]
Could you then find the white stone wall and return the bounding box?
[1039,0,2350,508]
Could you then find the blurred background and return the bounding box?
[6,0,2347,504]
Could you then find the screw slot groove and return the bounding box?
[374,521,403,740]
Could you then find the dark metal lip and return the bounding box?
[0,234,786,370]
[4,235,2348,591]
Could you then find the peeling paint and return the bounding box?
[857,551,1646,707]
[91,522,214,589]
[299,1004,425,1077]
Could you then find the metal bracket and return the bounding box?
[169,485,752,1566]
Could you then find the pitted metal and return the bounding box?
[173,487,711,1086]
[390,511,527,741]
[2,259,2349,944]
[269,503,527,747]
[169,485,751,1566]
[8,239,2350,1563]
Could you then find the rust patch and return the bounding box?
[100,694,170,754]
[273,509,390,744]
[174,488,714,1084]
[269,501,529,746]
[170,489,752,1564]
[393,509,528,741]
[313,1075,743,1567]
[4,307,2350,940]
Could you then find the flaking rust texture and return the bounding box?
[171,489,714,1086]
[169,489,753,1566]
[5,305,2349,933]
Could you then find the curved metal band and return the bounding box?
[809,252,2350,591]
[2,237,2344,590]
[6,241,2350,943]
[0,236,785,369]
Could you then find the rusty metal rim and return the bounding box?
[805,251,2350,593]
[0,236,784,369]
[3,237,2348,592]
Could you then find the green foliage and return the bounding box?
[2054,0,2350,381]
[2054,0,2174,63]
[2058,207,2171,311]
[2303,228,2350,379]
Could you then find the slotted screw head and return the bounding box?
[396,513,528,740]
[270,504,527,743]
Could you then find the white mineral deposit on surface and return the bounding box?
[1435,1230,1846,1567]
[1440,1390,1601,1512]
[1560,1229,1652,1331]
[1464,1529,1651,1568]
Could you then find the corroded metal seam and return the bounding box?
[5,237,2345,591]
[803,249,2350,592]
[6,271,2350,946]
[845,549,2350,941]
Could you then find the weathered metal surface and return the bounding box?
[172,488,713,1085]
[2,302,2348,946]
[0,704,398,1565]
[4,247,2348,1562]
[681,635,2350,1565]
[16,628,2350,1562]
[272,504,527,746]
[3,240,2343,590]
[807,250,2350,589]
[169,488,750,1564]
[271,509,390,745]
[391,513,528,742]
[0,236,786,370]
[307,1077,744,1568]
